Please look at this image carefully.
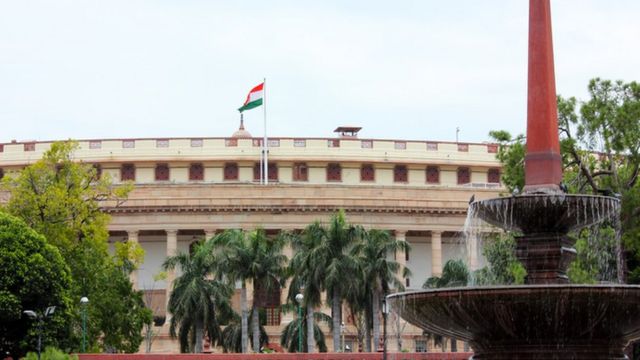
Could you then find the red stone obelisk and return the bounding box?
[524,0,562,192]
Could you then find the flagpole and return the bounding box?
[263,77,268,186]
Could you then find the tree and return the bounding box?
[423,259,469,289]
[0,212,72,359]
[474,234,526,285]
[1,141,149,353]
[163,239,233,353]
[220,311,268,353]
[352,229,410,351]
[280,309,330,353]
[212,228,288,353]
[489,78,640,282]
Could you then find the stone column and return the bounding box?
[204,229,216,240]
[395,230,407,288]
[165,229,178,321]
[127,230,139,289]
[431,231,443,277]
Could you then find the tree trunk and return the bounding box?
[364,314,371,352]
[306,305,316,352]
[451,337,457,352]
[331,289,341,352]
[241,282,248,353]
[372,289,381,351]
[252,305,260,353]
[194,316,204,353]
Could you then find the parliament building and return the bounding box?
[0,125,502,353]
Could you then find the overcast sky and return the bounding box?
[1,1,638,144]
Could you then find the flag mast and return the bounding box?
[263,77,268,185]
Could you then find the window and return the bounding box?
[189,163,204,181]
[89,140,101,149]
[394,165,408,183]
[0,168,4,180]
[394,141,407,150]
[426,166,440,184]
[327,163,341,181]
[190,139,203,147]
[254,163,278,181]
[426,142,438,151]
[253,139,262,147]
[122,140,135,149]
[92,164,102,180]
[405,278,410,287]
[488,168,501,183]
[265,307,281,326]
[457,143,469,152]
[457,167,471,185]
[224,163,238,181]
[361,140,373,149]
[267,139,280,147]
[156,139,169,148]
[24,143,35,151]
[121,164,135,181]
[294,139,306,147]
[225,138,238,147]
[415,339,428,353]
[0,144,4,152]
[155,163,170,181]
[487,144,498,153]
[328,139,340,148]
[293,162,308,181]
[360,164,375,182]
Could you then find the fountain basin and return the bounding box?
[389,285,640,359]
[471,194,619,234]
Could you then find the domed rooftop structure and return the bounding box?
[231,115,252,138]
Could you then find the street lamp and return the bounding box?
[80,297,89,352]
[23,306,56,360]
[382,298,389,360]
[295,292,304,353]
[340,322,345,352]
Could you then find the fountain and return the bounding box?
[388,1,640,359]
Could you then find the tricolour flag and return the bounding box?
[238,82,264,112]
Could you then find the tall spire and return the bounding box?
[524,0,562,192]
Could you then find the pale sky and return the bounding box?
[1,1,638,144]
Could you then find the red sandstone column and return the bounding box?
[524,0,562,191]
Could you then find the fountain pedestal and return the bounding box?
[515,233,575,284]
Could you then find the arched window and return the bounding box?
[121,164,135,181]
[457,167,470,185]
[155,163,170,181]
[488,168,501,183]
[293,162,308,181]
[224,163,238,181]
[189,163,204,181]
[394,165,408,183]
[360,164,375,182]
[327,163,341,181]
[426,166,440,184]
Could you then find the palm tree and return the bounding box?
[288,226,327,352]
[163,239,233,353]
[220,311,268,353]
[280,309,331,352]
[353,228,411,351]
[212,228,288,353]
[300,210,361,351]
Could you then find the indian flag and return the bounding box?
[238,82,264,112]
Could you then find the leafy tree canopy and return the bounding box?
[1,141,149,352]
[0,212,72,358]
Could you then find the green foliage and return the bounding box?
[0,212,72,358]
[163,239,233,353]
[25,347,78,360]
[423,259,469,289]
[1,141,148,353]
[279,311,330,353]
[474,234,526,285]
[568,227,619,284]
[489,78,640,283]
[221,312,268,353]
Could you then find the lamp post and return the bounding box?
[340,322,345,352]
[382,298,389,360]
[295,292,304,353]
[80,297,89,352]
[23,306,56,360]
